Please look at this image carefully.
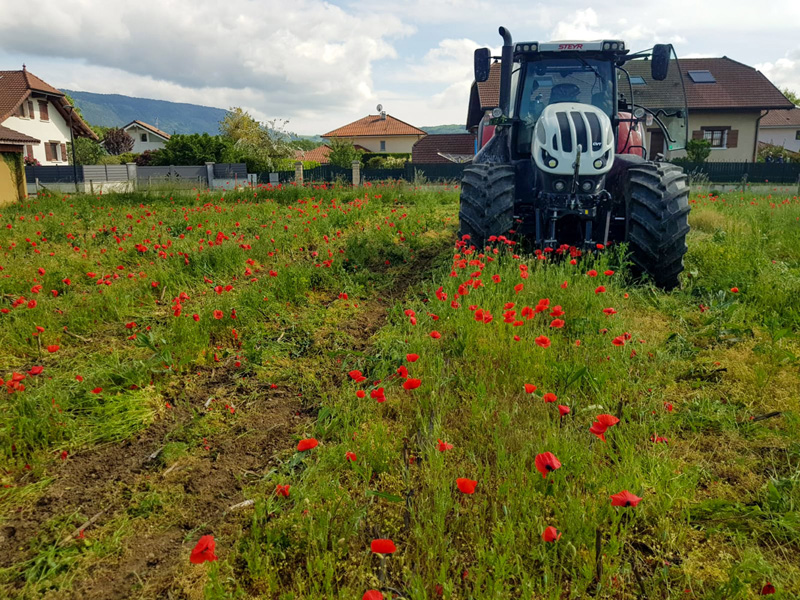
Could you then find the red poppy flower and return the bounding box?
[370,539,397,554]
[760,582,776,595]
[192,313,200,321]
[91,387,103,394]
[297,438,318,452]
[403,378,421,390]
[28,366,44,376]
[610,490,642,507]
[348,370,367,383]
[603,307,617,316]
[437,439,453,451]
[731,287,739,293]
[558,405,570,417]
[397,365,409,378]
[213,310,224,320]
[275,484,291,497]
[535,336,551,348]
[596,414,620,427]
[524,383,537,394]
[75,374,84,382]
[514,283,523,293]
[543,392,557,403]
[46,345,60,353]
[561,280,568,288]
[370,387,386,403]
[595,286,606,294]
[456,478,477,494]
[589,421,608,441]
[430,331,441,339]
[549,306,565,317]
[356,390,366,399]
[345,451,357,462]
[406,353,419,362]
[363,591,383,600]
[604,270,615,276]
[587,269,598,277]
[542,526,562,542]
[549,318,565,328]
[534,452,562,478]
[190,535,218,564]
[612,336,626,346]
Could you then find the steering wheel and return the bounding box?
[549,83,581,104]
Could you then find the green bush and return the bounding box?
[686,138,712,163]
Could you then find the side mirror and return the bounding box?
[651,44,671,81]
[474,48,491,82]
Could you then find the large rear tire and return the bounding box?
[625,163,690,290]
[458,164,516,247]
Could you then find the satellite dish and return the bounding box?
[376,104,383,112]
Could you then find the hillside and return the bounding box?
[63,90,229,135]
[421,124,467,134]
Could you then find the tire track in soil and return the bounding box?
[1,243,447,600]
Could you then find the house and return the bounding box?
[0,66,97,166]
[758,108,800,153]
[322,112,427,154]
[0,125,39,202]
[293,143,369,165]
[412,133,477,163]
[468,58,794,162]
[625,57,793,162]
[122,120,170,153]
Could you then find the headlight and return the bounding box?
[547,159,557,168]
[554,180,566,192]
[593,159,604,169]
[581,180,594,192]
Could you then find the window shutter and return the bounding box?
[26,145,33,159]
[692,130,703,140]
[727,130,738,148]
[61,143,67,162]
[39,101,49,121]
[45,143,53,162]
[15,104,25,117]
[28,101,35,118]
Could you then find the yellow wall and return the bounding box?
[658,111,760,162]
[331,135,426,154]
[0,151,25,204]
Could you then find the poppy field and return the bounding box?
[1,183,799,599]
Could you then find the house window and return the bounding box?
[380,140,386,151]
[28,101,35,118]
[703,128,727,148]
[688,70,716,83]
[38,101,49,121]
[630,76,647,85]
[796,130,800,141]
[141,133,148,142]
[48,142,60,162]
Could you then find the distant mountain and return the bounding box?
[63,90,229,135]
[421,124,468,134]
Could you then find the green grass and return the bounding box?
[1,183,799,599]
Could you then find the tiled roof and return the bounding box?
[123,120,171,140]
[0,69,98,140]
[0,124,40,145]
[412,133,476,163]
[322,114,427,138]
[760,108,800,127]
[625,57,794,111]
[295,144,332,164]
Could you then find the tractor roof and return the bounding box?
[514,40,627,54]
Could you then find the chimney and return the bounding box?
[380,111,386,120]
[22,64,26,71]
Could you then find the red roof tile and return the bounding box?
[412,133,476,163]
[295,144,332,164]
[760,108,800,127]
[0,124,39,145]
[322,114,426,138]
[0,68,97,140]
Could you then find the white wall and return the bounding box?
[759,127,800,153]
[125,125,168,153]
[3,99,71,165]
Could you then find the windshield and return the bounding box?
[514,58,615,154]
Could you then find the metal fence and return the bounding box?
[137,165,208,187]
[25,165,83,183]
[677,161,800,184]
[84,165,128,182]
[213,163,247,179]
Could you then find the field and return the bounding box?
[1,182,799,600]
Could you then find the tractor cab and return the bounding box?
[460,28,692,290]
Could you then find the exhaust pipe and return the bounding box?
[498,27,513,117]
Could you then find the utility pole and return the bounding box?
[64,104,79,193]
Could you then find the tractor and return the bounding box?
[462,27,691,289]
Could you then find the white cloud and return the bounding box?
[756,49,800,97]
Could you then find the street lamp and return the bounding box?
[63,104,79,193]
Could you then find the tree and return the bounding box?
[151,133,231,166]
[103,128,134,155]
[67,137,106,165]
[327,138,362,168]
[219,107,296,172]
[686,138,712,163]
[290,138,322,151]
[782,87,799,106]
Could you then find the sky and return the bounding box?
[0,0,798,135]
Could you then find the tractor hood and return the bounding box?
[532,103,615,176]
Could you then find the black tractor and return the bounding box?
[461,27,691,289]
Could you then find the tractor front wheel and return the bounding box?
[625,163,690,290]
[459,164,516,248]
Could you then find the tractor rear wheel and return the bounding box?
[459,164,515,247]
[625,162,690,290]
